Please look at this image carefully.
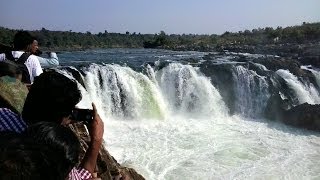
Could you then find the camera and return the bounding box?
[71,108,93,124]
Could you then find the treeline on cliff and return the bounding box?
[0,22,319,51]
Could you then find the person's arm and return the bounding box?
[37,52,59,67]
[80,103,104,173]
[0,53,5,61]
[31,55,43,76]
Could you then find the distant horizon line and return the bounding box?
[1,21,319,36]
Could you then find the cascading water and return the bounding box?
[232,65,270,117]
[83,63,167,120]
[58,49,320,180]
[276,69,320,105]
[155,63,228,118]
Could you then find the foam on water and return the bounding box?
[104,115,320,180]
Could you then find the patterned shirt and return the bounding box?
[0,108,27,133]
[69,167,92,180]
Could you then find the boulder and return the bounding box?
[281,103,320,131]
[298,56,320,68]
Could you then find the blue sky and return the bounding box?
[0,0,319,34]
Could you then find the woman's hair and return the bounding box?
[25,122,80,178]
[13,31,35,50]
[0,61,22,78]
[22,70,82,125]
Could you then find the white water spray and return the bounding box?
[155,63,228,118]
[276,69,320,105]
[83,64,167,120]
[232,65,270,117]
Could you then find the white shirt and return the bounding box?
[0,51,43,83]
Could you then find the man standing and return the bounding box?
[0,31,43,83]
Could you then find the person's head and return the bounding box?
[25,122,80,178]
[13,31,36,52]
[29,39,39,54]
[0,58,28,113]
[0,131,64,180]
[22,70,82,125]
[0,61,23,80]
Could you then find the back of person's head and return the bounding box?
[13,31,35,51]
[0,75,28,114]
[0,61,22,79]
[0,131,64,180]
[0,61,26,113]
[22,70,82,125]
[25,122,80,178]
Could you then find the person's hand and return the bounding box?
[90,172,102,180]
[88,103,104,143]
[80,103,104,173]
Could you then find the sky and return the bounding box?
[0,0,319,35]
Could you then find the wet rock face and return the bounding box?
[252,57,319,90]
[253,57,301,72]
[65,67,86,88]
[298,56,320,68]
[200,62,237,114]
[199,52,320,130]
[281,103,320,131]
[264,93,286,121]
[265,99,320,132]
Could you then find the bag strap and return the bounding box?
[5,52,31,64]
[16,53,31,64]
[4,51,15,61]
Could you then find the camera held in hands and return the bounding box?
[71,108,93,124]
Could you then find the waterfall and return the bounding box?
[232,65,270,117]
[155,63,228,118]
[276,69,320,105]
[60,63,229,121]
[82,63,167,120]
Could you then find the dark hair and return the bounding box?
[0,61,22,78]
[25,122,80,178]
[13,31,35,50]
[22,70,82,125]
[0,131,65,180]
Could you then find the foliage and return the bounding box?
[0,22,319,51]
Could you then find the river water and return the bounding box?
[58,49,320,180]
